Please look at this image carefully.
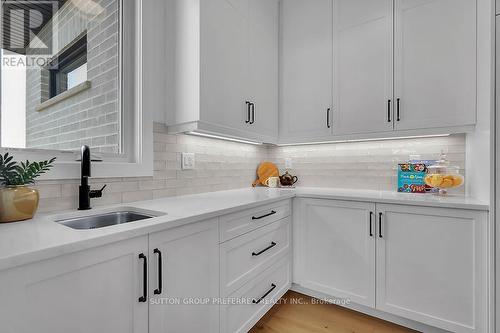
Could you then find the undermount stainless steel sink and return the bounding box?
[56,211,158,230]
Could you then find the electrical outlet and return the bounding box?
[285,158,293,169]
[181,153,195,170]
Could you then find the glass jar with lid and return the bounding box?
[424,152,464,196]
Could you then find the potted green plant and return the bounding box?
[0,153,56,223]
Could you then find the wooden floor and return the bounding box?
[249,291,420,333]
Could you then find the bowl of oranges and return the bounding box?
[424,153,464,195]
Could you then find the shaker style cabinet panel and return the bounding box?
[393,0,477,131]
[149,219,220,333]
[293,199,376,307]
[168,0,279,144]
[200,0,250,133]
[279,0,477,143]
[376,204,489,333]
[279,0,334,141]
[333,0,394,135]
[247,0,279,137]
[0,236,149,333]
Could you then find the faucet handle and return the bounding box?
[89,185,107,198]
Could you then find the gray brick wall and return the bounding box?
[25,0,119,153]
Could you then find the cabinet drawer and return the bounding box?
[220,217,290,296]
[219,200,291,242]
[220,256,291,333]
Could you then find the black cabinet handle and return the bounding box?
[252,210,277,220]
[138,253,147,302]
[252,283,277,304]
[153,249,162,295]
[369,212,374,237]
[252,242,277,256]
[396,98,401,121]
[378,213,383,238]
[245,101,251,124]
[327,108,331,128]
[387,100,392,123]
[250,102,255,124]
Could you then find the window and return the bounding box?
[48,34,87,98]
[0,0,153,178]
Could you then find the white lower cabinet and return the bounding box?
[0,219,220,333]
[294,198,490,333]
[220,217,291,296]
[219,200,292,333]
[220,256,291,333]
[0,198,489,333]
[149,219,220,333]
[294,198,376,307]
[0,236,149,333]
[376,204,489,333]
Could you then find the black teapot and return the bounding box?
[279,171,298,187]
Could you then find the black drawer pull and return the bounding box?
[387,100,392,122]
[396,98,401,121]
[379,213,383,238]
[138,253,147,302]
[252,242,277,256]
[153,248,162,295]
[245,101,251,124]
[252,211,277,220]
[250,102,255,124]
[252,283,277,304]
[369,212,374,237]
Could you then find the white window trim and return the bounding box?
[0,0,153,180]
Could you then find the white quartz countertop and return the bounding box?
[0,187,488,271]
[294,187,489,210]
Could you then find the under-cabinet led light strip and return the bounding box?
[186,132,264,146]
[186,132,451,147]
[277,134,451,147]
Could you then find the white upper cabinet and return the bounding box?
[279,0,477,143]
[248,0,279,137]
[333,0,394,135]
[200,0,251,134]
[168,0,279,144]
[279,0,334,141]
[394,0,476,131]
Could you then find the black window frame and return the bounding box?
[48,33,87,98]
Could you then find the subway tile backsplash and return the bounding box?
[270,135,466,192]
[33,123,466,213]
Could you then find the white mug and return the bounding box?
[265,177,280,188]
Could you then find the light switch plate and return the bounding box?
[181,153,195,170]
[285,158,293,169]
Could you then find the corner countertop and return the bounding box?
[294,187,489,211]
[0,187,488,271]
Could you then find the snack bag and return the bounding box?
[397,163,427,193]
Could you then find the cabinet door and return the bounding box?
[394,0,476,131]
[149,219,219,333]
[0,236,149,333]
[333,0,394,135]
[200,0,250,131]
[376,204,489,333]
[294,198,376,307]
[247,0,279,138]
[280,0,334,141]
